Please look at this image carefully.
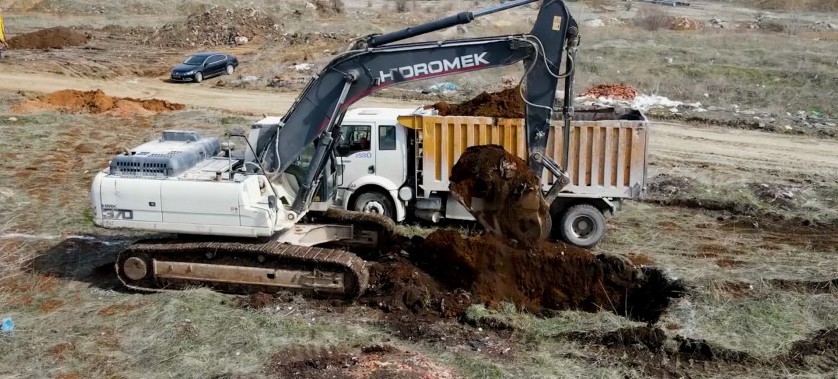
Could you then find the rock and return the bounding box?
[234,36,249,45]
[7,117,18,122]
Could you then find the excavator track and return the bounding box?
[116,238,369,298]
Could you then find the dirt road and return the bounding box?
[0,69,414,114]
[2,69,836,178]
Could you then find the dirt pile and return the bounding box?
[7,27,89,49]
[582,84,638,100]
[144,6,281,47]
[11,89,185,116]
[431,86,525,118]
[669,17,702,30]
[415,230,684,322]
[449,145,550,247]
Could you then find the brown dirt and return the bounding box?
[415,230,684,323]
[10,89,185,116]
[430,86,525,118]
[143,6,281,48]
[363,259,472,318]
[97,302,142,317]
[449,144,549,247]
[265,345,456,379]
[669,17,702,31]
[581,84,638,100]
[7,27,89,49]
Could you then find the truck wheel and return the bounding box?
[353,191,395,221]
[558,204,606,248]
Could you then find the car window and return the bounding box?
[209,55,225,64]
[378,125,396,151]
[337,125,372,157]
[184,55,207,65]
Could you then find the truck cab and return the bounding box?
[332,107,430,222]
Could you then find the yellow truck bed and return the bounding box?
[397,110,649,199]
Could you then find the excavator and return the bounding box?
[90,0,579,297]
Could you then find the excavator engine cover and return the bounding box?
[449,145,551,247]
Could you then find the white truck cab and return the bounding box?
[333,107,432,222]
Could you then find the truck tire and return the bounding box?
[558,204,606,248]
[353,191,395,221]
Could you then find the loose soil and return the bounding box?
[11,89,185,116]
[265,344,457,379]
[449,145,549,247]
[430,86,525,118]
[7,27,89,49]
[414,230,685,323]
[581,84,638,100]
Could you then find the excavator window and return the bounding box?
[337,124,372,157]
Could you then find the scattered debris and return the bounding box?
[709,18,730,29]
[7,27,89,49]
[810,21,837,31]
[750,183,801,209]
[426,82,459,94]
[10,89,185,116]
[1,317,13,333]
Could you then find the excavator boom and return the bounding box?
[254,0,578,220]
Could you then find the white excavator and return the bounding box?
[90,0,579,297]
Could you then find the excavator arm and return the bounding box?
[254,0,579,215]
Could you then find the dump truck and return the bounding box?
[333,107,649,247]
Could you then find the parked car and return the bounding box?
[170,52,238,83]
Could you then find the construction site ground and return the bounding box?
[1,1,837,378]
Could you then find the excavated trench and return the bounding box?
[368,230,684,323]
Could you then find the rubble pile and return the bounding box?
[144,6,282,48]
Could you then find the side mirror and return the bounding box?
[268,195,277,210]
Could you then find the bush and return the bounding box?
[634,6,674,31]
[393,0,409,13]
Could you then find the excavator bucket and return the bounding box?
[449,145,551,247]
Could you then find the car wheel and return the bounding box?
[194,72,203,83]
[225,65,234,75]
[558,204,606,248]
[353,191,395,221]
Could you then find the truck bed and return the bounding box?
[397,108,649,199]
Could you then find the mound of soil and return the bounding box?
[416,230,684,322]
[582,84,638,100]
[431,86,525,118]
[7,27,89,49]
[449,145,549,247]
[10,89,185,116]
[145,6,281,47]
[364,259,473,318]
